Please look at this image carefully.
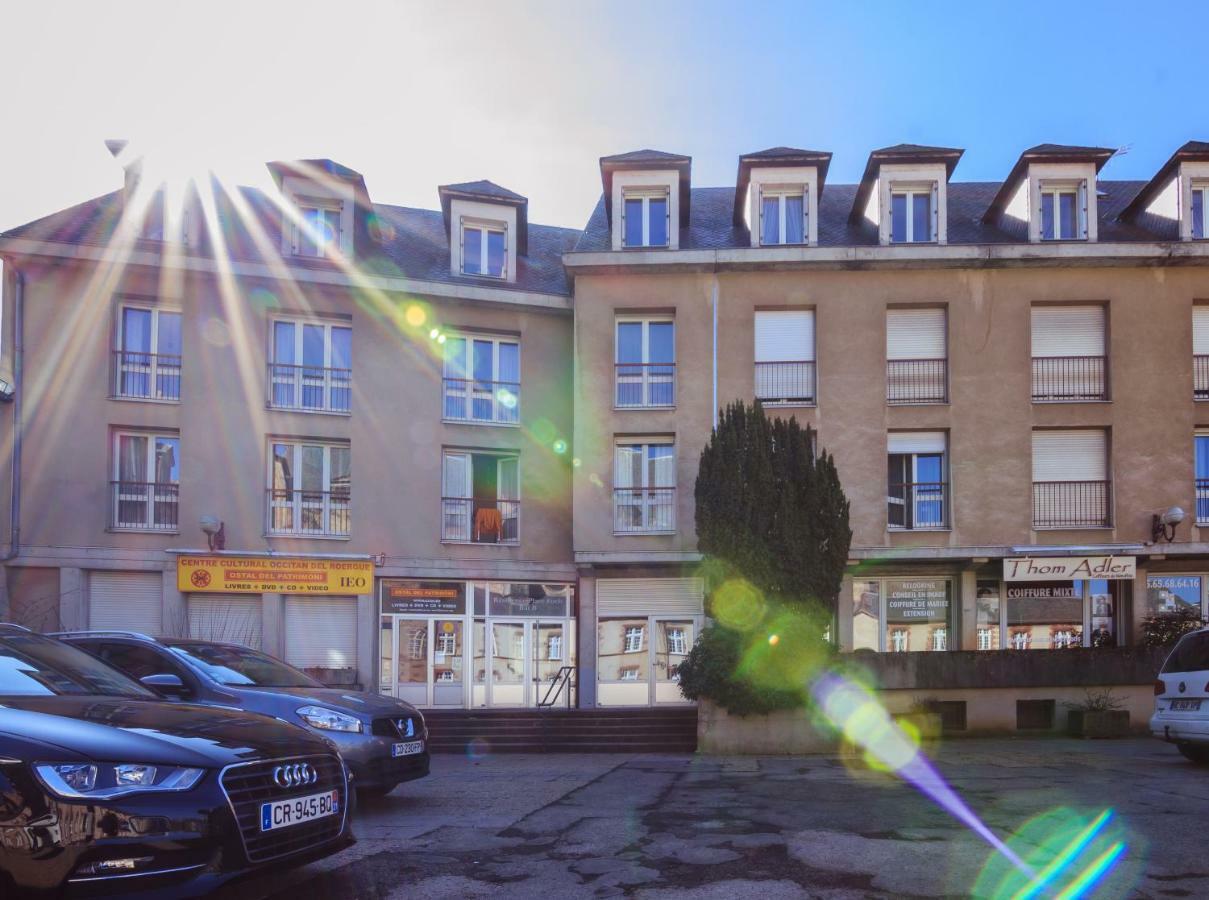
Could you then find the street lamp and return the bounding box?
[1151,506,1185,544]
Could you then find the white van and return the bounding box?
[1151,627,1209,763]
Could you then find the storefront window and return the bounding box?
[1088,579,1115,647]
[1005,582,1083,650]
[884,579,952,652]
[976,580,1000,650]
[1145,575,1204,618]
[852,580,881,651]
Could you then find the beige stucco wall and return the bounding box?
[573,264,1209,557]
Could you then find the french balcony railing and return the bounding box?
[1198,478,1209,525]
[754,361,816,405]
[1031,356,1107,402]
[886,358,948,404]
[615,363,675,408]
[267,363,352,413]
[1195,355,1209,400]
[441,497,520,544]
[443,378,520,424]
[112,351,181,401]
[887,482,949,530]
[267,489,351,537]
[1032,480,1112,528]
[613,487,676,534]
[110,481,179,531]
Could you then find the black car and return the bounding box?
[0,624,354,898]
[57,631,430,798]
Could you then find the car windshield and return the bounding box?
[167,642,321,688]
[1163,631,1209,674]
[0,633,156,698]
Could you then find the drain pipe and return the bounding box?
[3,267,22,564]
[711,277,718,429]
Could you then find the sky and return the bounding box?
[1,0,1208,232]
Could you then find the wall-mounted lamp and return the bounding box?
[199,515,226,552]
[1151,506,1185,544]
[372,552,386,567]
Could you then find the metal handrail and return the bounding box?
[1031,355,1108,401]
[112,350,182,401]
[440,497,520,544]
[266,488,351,537]
[538,666,576,709]
[887,481,950,529]
[110,481,179,531]
[267,362,352,413]
[886,358,948,404]
[1195,355,1209,399]
[1031,480,1113,528]
[442,377,521,423]
[754,360,816,405]
[615,362,676,408]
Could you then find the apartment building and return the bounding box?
[1,138,1209,712]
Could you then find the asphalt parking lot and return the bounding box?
[229,737,1209,899]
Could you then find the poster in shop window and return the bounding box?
[885,579,951,624]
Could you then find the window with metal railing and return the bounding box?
[1031,306,1107,401]
[1030,356,1107,401]
[441,451,519,544]
[442,335,520,424]
[616,319,674,408]
[886,308,947,404]
[754,310,815,405]
[111,431,179,531]
[1197,434,1209,524]
[887,437,948,530]
[268,320,351,413]
[113,306,181,401]
[1195,355,1209,400]
[1031,481,1113,528]
[886,359,948,404]
[887,481,950,530]
[268,441,350,537]
[614,442,675,533]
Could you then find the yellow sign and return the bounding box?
[177,556,374,596]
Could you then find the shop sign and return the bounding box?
[885,579,950,623]
[178,556,374,595]
[381,580,466,615]
[1004,556,1135,582]
[1005,582,1080,601]
[488,593,569,618]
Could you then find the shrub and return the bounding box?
[1141,606,1204,647]
[1063,688,1125,713]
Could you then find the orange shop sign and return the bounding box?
[177,556,374,595]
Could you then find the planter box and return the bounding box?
[1067,709,1130,739]
[892,712,942,743]
[697,699,840,755]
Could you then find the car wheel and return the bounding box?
[357,783,399,800]
[1177,743,1209,765]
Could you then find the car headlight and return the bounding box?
[297,705,363,733]
[34,762,204,799]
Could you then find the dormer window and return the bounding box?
[760,187,806,245]
[1192,182,1208,239]
[1039,182,1086,241]
[622,189,669,248]
[461,220,507,277]
[890,184,936,243]
[294,200,342,257]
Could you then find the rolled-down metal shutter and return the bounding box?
[89,571,162,635]
[189,595,262,649]
[596,578,704,617]
[754,310,815,362]
[1031,306,1104,357]
[887,432,946,454]
[886,309,946,360]
[1032,430,1107,481]
[284,596,357,669]
[1194,307,1209,355]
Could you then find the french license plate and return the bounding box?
[393,740,424,757]
[1171,699,1202,711]
[260,789,339,832]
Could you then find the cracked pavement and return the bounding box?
[225,738,1209,898]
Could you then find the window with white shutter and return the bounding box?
[284,596,358,671]
[1031,306,1107,401]
[886,308,947,404]
[1031,430,1111,528]
[189,595,262,649]
[754,310,815,404]
[1194,307,1209,399]
[89,571,163,635]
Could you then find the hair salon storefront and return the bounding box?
[378,579,576,708]
[848,554,1140,653]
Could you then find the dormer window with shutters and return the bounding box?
[600,150,691,252]
[439,180,527,284]
[735,147,832,249]
[983,145,1113,244]
[1117,141,1209,242]
[267,159,366,261]
[848,145,962,248]
[293,199,344,257]
[1038,181,1087,241]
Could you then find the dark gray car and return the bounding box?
[56,631,429,797]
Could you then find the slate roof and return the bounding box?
[1,186,579,297]
[572,179,1158,252]
[599,149,690,165]
[438,180,527,203]
[1119,140,1209,221]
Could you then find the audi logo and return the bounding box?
[272,763,318,789]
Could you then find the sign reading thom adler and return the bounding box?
[177,556,374,595]
[1003,556,1136,582]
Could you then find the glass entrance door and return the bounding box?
[653,619,695,704]
[432,619,463,706]
[532,621,567,706]
[490,621,526,706]
[394,617,429,707]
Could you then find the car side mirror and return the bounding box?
[140,673,189,699]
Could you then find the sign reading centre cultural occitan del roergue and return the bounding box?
[177,556,374,595]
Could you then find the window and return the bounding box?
[442,450,519,544]
[436,632,457,655]
[886,308,947,403]
[1197,434,1209,524]
[409,628,427,660]
[443,335,520,424]
[1052,629,1076,649]
[666,627,687,656]
[890,185,935,243]
[622,190,669,248]
[268,441,351,537]
[614,441,675,533]
[1146,575,1205,620]
[294,202,342,257]
[887,432,947,530]
[113,305,181,401]
[1010,630,1031,650]
[852,578,952,653]
[1031,429,1110,528]
[890,629,909,652]
[1194,307,1209,399]
[1193,183,1208,240]
[461,221,507,277]
[930,628,948,652]
[624,626,645,653]
[616,318,674,407]
[547,633,563,661]
[754,310,815,405]
[977,629,994,651]
[1039,183,1086,240]
[976,581,1001,651]
[619,666,641,681]
[269,319,351,413]
[1031,306,1107,401]
[111,431,179,531]
[1005,581,1102,650]
[760,187,806,245]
